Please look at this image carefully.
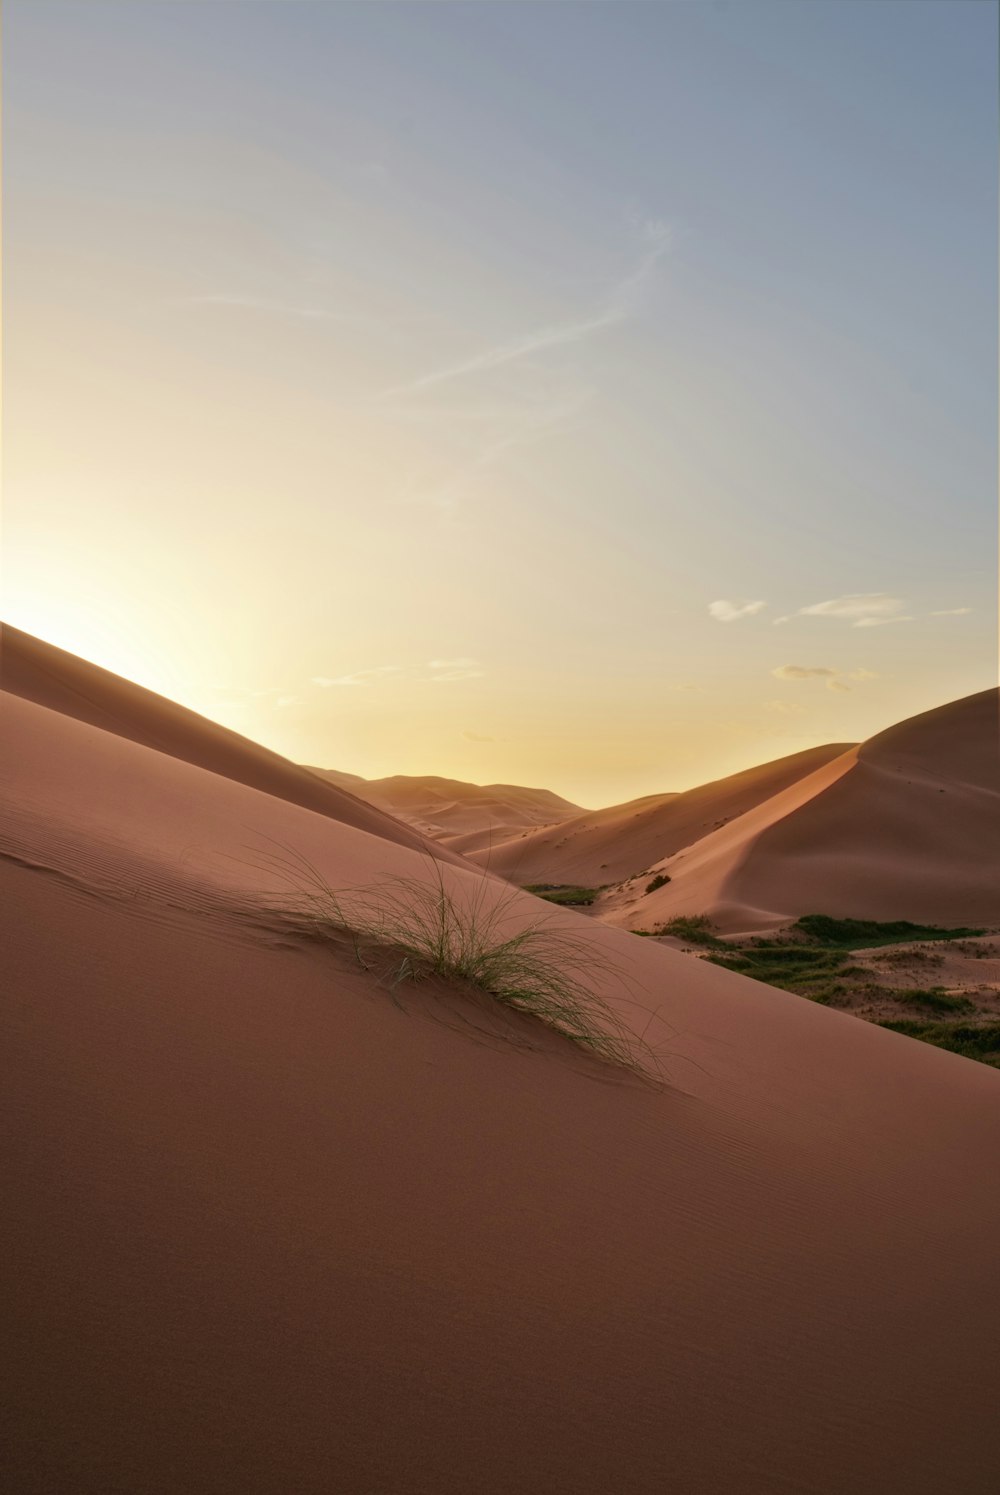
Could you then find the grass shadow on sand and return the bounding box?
[251,840,665,1083]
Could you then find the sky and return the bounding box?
[4,0,997,806]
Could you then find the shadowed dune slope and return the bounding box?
[606,689,1000,933]
[473,743,852,886]
[2,624,458,862]
[308,765,583,840]
[3,677,1000,1493]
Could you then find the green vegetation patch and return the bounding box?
[524,884,599,907]
[892,987,975,1015]
[656,915,726,948]
[705,941,856,1003]
[792,915,984,949]
[878,1021,1000,1068]
[645,873,671,894]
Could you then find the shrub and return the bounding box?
[657,915,725,948]
[257,844,659,1077]
[645,874,671,894]
[793,915,984,949]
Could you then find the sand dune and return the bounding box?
[3,640,1000,1492]
[471,743,851,886]
[309,765,582,841]
[605,689,1000,934]
[3,624,460,863]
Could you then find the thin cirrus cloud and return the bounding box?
[773,593,911,628]
[708,599,767,622]
[312,666,402,687]
[387,221,670,397]
[312,660,484,687]
[424,657,485,683]
[772,664,879,693]
[930,607,973,616]
[462,730,494,743]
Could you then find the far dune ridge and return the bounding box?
[307,766,583,842]
[603,688,1000,934]
[2,633,1000,1494]
[467,743,852,887]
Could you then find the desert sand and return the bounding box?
[309,764,582,844]
[603,690,1000,934]
[465,743,851,887]
[3,632,1000,1494]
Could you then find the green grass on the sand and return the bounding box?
[635,912,994,1067]
[525,884,600,907]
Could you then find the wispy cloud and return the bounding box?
[772,664,879,693]
[709,599,767,623]
[930,607,973,616]
[312,659,485,688]
[772,665,838,680]
[462,730,494,743]
[775,593,910,628]
[312,666,402,687]
[423,657,485,683]
[388,222,669,398]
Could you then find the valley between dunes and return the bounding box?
[3,625,999,1494]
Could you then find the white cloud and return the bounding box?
[854,615,914,628]
[778,592,910,628]
[930,607,973,617]
[428,657,480,670]
[312,666,401,687]
[771,665,837,680]
[709,599,767,623]
[772,663,878,693]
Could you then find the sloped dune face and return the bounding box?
[3,669,1000,1493]
[308,766,583,840]
[610,690,1000,933]
[472,743,852,887]
[2,625,459,863]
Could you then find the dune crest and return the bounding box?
[606,689,1000,933]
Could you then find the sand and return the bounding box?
[3,636,1000,1493]
[309,765,582,843]
[470,744,851,887]
[601,690,1000,934]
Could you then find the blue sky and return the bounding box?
[5,1,996,802]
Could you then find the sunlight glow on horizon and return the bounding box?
[4,1,996,806]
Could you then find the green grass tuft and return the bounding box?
[256,845,658,1077]
[656,915,726,947]
[877,1021,1000,1067]
[793,915,984,949]
[893,987,975,1015]
[645,873,671,894]
[524,883,599,907]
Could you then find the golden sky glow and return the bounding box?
[4,2,996,805]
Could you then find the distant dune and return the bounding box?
[604,689,1000,933]
[308,765,583,843]
[469,743,851,886]
[3,633,1000,1491]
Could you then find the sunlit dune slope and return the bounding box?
[2,660,999,1493]
[472,743,851,886]
[2,624,458,862]
[606,689,1000,933]
[308,765,583,840]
